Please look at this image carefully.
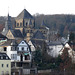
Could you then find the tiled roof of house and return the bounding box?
[16,9,33,19]
[0,39,17,46]
[10,29,23,38]
[48,41,63,46]
[32,30,45,40]
[2,29,8,36]
[0,53,10,60]
[30,39,45,48]
[0,33,7,38]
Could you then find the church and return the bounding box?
[2,9,47,42]
[0,9,48,75]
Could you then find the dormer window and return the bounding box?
[6,57,8,59]
[1,57,3,59]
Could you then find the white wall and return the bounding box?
[18,41,30,52]
[48,45,63,57]
[28,41,35,51]
[7,46,17,61]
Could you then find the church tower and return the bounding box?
[15,9,35,41]
[2,13,12,35]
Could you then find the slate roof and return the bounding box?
[0,53,10,60]
[2,29,8,36]
[16,9,33,19]
[39,20,47,29]
[22,28,26,37]
[30,39,45,48]
[32,30,45,40]
[10,30,23,38]
[48,41,63,46]
[41,20,46,26]
[0,33,7,39]
[0,39,18,46]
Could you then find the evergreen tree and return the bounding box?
[34,46,42,65]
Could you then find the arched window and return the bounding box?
[26,22,28,26]
[22,47,24,51]
[20,23,22,27]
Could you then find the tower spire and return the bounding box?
[8,6,9,15]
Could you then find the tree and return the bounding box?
[34,46,42,65]
[60,47,72,70]
[69,32,75,43]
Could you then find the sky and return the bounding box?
[0,0,75,17]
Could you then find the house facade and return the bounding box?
[0,53,11,75]
[60,43,75,63]
[0,39,32,75]
[47,41,63,57]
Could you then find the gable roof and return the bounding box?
[16,9,33,19]
[0,53,10,60]
[0,39,17,46]
[29,39,45,48]
[2,29,8,36]
[17,40,31,52]
[10,30,23,38]
[48,41,63,46]
[0,33,7,39]
[32,30,45,40]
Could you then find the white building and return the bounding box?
[17,40,31,62]
[47,41,63,57]
[28,40,35,52]
[0,39,32,65]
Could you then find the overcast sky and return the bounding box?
[0,0,75,17]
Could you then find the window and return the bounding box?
[17,47,19,50]
[1,57,3,59]
[6,64,8,67]
[17,23,19,27]
[26,22,28,26]
[6,57,8,59]
[31,30,32,33]
[11,54,17,60]
[4,47,7,51]
[2,64,4,67]
[25,55,30,60]
[27,47,28,51]
[22,41,24,44]
[20,23,22,27]
[22,47,24,50]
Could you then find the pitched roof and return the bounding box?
[41,20,46,26]
[0,53,10,60]
[10,30,23,38]
[16,9,33,19]
[32,30,45,40]
[0,39,15,46]
[2,29,8,36]
[48,41,63,46]
[0,33,7,38]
